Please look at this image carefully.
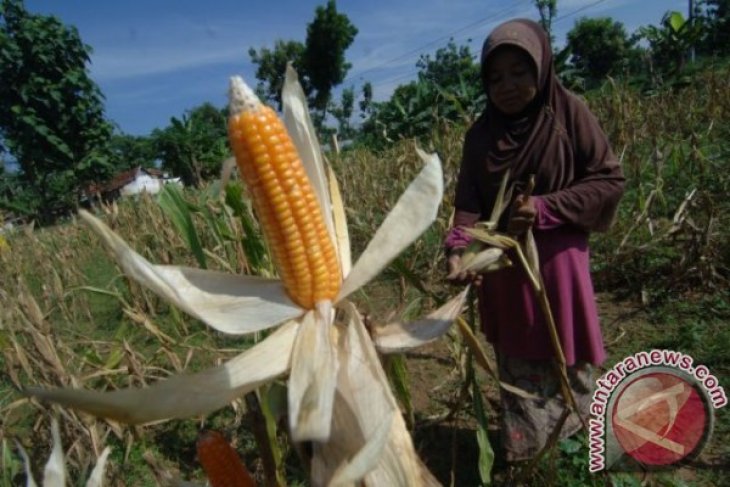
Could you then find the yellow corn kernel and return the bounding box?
[228,77,340,309]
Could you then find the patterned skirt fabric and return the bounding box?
[497,354,594,462]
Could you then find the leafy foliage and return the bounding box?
[357,41,484,148]
[328,86,356,140]
[248,0,357,126]
[303,0,358,115]
[566,17,638,86]
[107,133,158,173]
[248,40,307,111]
[699,0,730,54]
[638,11,705,77]
[0,0,113,222]
[150,103,229,187]
[534,0,557,46]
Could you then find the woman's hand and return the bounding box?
[507,195,537,236]
[446,252,483,287]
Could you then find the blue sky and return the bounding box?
[23,0,686,137]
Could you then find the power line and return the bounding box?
[552,0,610,25]
[357,0,612,101]
[344,0,530,85]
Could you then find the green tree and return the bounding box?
[151,103,229,187]
[700,0,730,53]
[303,0,358,116]
[358,41,484,148]
[566,17,635,84]
[534,0,557,45]
[0,162,30,215]
[416,40,480,90]
[329,87,355,141]
[359,81,373,118]
[639,11,705,76]
[248,40,307,110]
[108,133,158,173]
[0,0,113,222]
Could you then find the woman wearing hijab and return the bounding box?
[445,19,625,462]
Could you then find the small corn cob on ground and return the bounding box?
[196,430,257,487]
[228,76,340,309]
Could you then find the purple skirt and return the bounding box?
[478,225,606,366]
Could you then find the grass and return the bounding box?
[1,63,729,485]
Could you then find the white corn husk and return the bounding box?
[15,418,110,487]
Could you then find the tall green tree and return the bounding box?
[700,0,730,53]
[108,133,158,173]
[0,0,113,222]
[639,11,705,76]
[416,40,480,90]
[329,87,355,141]
[566,17,636,84]
[358,41,483,147]
[303,0,358,116]
[359,81,373,119]
[151,103,229,187]
[248,40,307,110]
[534,0,557,46]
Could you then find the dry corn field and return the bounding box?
[1,65,729,486]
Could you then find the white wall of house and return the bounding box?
[120,172,182,196]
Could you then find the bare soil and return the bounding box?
[402,293,729,486]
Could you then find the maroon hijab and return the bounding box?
[454,19,624,232]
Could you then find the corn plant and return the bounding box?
[27,66,468,486]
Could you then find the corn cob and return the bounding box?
[228,77,340,309]
[196,430,256,487]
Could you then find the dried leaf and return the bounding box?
[288,305,338,442]
[311,302,437,486]
[374,288,469,353]
[456,318,538,400]
[27,321,298,424]
[85,447,111,487]
[327,163,352,278]
[457,247,507,275]
[80,209,303,335]
[523,230,541,290]
[281,64,335,243]
[43,418,66,487]
[328,418,392,487]
[338,148,443,301]
[15,440,38,487]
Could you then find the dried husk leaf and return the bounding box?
[488,169,511,227]
[374,288,469,353]
[328,418,392,487]
[80,210,303,334]
[311,302,439,486]
[15,440,38,487]
[288,305,339,442]
[281,64,335,243]
[327,163,352,278]
[456,318,538,400]
[27,321,298,424]
[456,246,507,275]
[85,446,112,487]
[338,148,443,301]
[524,229,541,290]
[463,227,513,248]
[43,418,66,487]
